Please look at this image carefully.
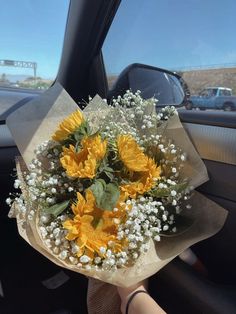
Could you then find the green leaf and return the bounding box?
[104,171,114,181]
[174,182,189,193]
[89,180,120,211]
[74,121,90,142]
[90,130,100,138]
[43,200,70,217]
[103,166,114,173]
[99,183,120,211]
[151,188,170,198]
[75,141,81,153]
[89,179,106,206]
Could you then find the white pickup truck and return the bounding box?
[186,87,236,111]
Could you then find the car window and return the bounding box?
[0,0,69,91]
[210,89,218,97]
[219,89,231,96]
[103,0,236,112]
[199,89,209,97]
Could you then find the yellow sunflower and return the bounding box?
[60,135,107,179]
[52,110,84,142]
[117,134,149,172]
[63,191,122,259]
[116,134,161,199]
[121,158,161,199]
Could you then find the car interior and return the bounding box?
[0,0,236,313]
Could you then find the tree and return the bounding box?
[0,73,7,82]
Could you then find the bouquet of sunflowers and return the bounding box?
[6,83,227,287]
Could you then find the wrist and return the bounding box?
[124,289,149,314]
[117,284,147,314]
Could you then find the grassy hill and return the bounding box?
[181,67,236,95]
[108,67,236,96]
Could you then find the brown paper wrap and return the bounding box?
[87,278,121,314]
[6,83,228,313]
[9,156,227,287]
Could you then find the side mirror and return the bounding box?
[108,63,186,107]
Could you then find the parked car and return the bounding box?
[185,87,236,111]
[1,1,236,314]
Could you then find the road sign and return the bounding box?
[0,59,37,78]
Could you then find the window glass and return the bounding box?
[103,0,236,112]
[200,90,209,97]
[219,89,232,96]
[210,89,218,97]
[0,0,69,90]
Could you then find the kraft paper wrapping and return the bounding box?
[6,83,228,312]
[6,83,78,167]
[9,156,227,287]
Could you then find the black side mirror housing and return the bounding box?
[108,63,188,107]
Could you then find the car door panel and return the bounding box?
[182,123,236,166]
[148,110,236,313]
[182,112,236,282]
[149,258,236,314]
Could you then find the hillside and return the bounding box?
[108,67,236,96]
[2,67,235,95]
[181,67,236,95]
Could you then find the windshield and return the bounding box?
[103,0,236,112]
[0,0,69,90]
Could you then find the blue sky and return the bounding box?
[0,0,69,79]
[0,0,235,79]
[103,0,236,75]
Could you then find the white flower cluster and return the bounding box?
[6,193,27,216]
[100,90,177,149]
[32,185,192,273]
[38,211,131,271]
[118,197,174,256]
[12,141,79,210]
[38,213,82,264]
